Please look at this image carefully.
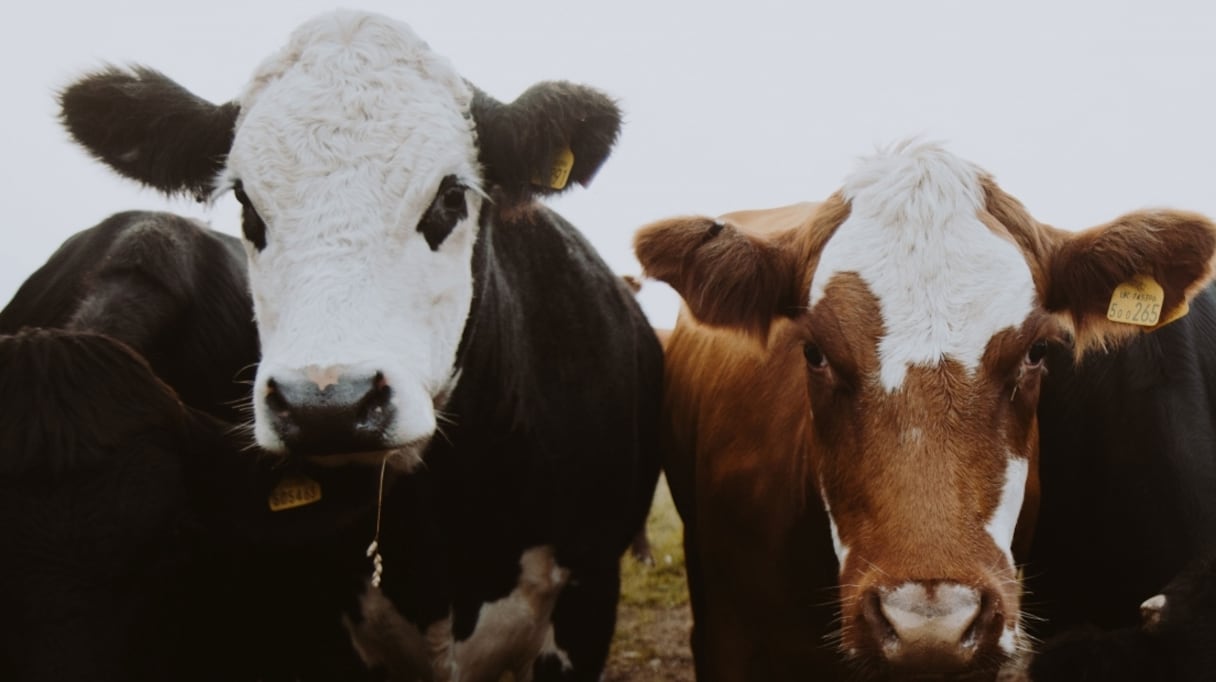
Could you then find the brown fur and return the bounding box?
[661,312,842,679]
[806,275,1041,664]
[638,170,1216,679]
[981,176,1216,355]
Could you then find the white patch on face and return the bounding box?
[819,484,851,569]
[998,623,1019,655]
[809,142,1036,392]
[451,546,570,681]
[222,10,481,450]
[985,455,1029,568]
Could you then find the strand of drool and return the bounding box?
[366,454,389,588]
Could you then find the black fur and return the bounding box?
[0,211,258,423]
[0,329,404,681]
[0,330,221,681]
[381,201,662,677]
[470,82,622,204]
[1030,554,1216,681]
[1028,285,1216,655]
[59,65,238,201]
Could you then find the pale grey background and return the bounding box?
[3,0,1214,327]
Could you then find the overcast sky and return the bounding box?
[4,1,1215,327]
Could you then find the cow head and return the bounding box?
[635,142,1216,675]
[58,10,620,464]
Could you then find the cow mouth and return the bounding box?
[301,439,428,472]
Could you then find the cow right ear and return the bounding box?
[59,65,239,201]
[634,216,800,337]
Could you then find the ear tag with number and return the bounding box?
[531,147,574,190]
[1155,299,1190,329]
[1107,275,1166,327]
[268,475,322,512]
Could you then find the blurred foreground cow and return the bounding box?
[0,330,233,681]
[1031,553,1216,681]
[54,10,661,680]
[0,211,256,423]
[634,142,1216,680]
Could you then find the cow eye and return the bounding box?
[233,181,267,252]
[1025,340,1049,368]
[804,343,828,370]
[418,175,468,251]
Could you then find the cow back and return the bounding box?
[0,211,258,422]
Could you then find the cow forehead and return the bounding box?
[810,143,1036,391]
[227,10,478,227]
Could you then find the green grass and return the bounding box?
[619,475,688,609]
[605,476,695,680]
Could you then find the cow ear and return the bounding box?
[59,65,239,201]
[1043,209,1216,354]
[469,82,621,204]
[634,216,801,338]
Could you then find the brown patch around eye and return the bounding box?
[980,312,1063,382]
[806,272,884,389]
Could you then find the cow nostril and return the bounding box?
[962,590,1002,649]
[356,373,393,428]
[862,588,899,646]
[264,378,289,416]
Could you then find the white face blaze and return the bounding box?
[809,143,1037,552]
[986,455,1030,568]
[221,11,482,452]
[810,142,1037,392]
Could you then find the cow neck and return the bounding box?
[449,202,532,431]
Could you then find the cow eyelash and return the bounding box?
[1024,339,1049,369]
[803,342,829,371]
[232,181,268,252]
[418,175,468,251]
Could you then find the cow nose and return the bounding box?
[862,582,1001,672]
[264,368,394,455]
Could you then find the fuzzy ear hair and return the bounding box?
[634,216,801,338]
[1044,209,1216,354]
[469,81,621,204]
[59,65,239,201]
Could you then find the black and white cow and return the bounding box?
[57,10,661,680]
[0,211,257,424]
[1030,553,1216,681]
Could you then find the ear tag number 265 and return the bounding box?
[1107,275,1164,326]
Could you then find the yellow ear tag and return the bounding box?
[532,147,574,190]
[1155,299,1190,329]
[268,475,322,512]
[1107,275,1166,327]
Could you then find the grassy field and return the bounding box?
[604,476,695,681]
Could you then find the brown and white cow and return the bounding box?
[634,142,1216,680]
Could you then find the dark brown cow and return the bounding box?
[634,142,1216,679]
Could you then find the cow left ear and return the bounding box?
[1042,209,1216,354]
[469,82,621,204]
